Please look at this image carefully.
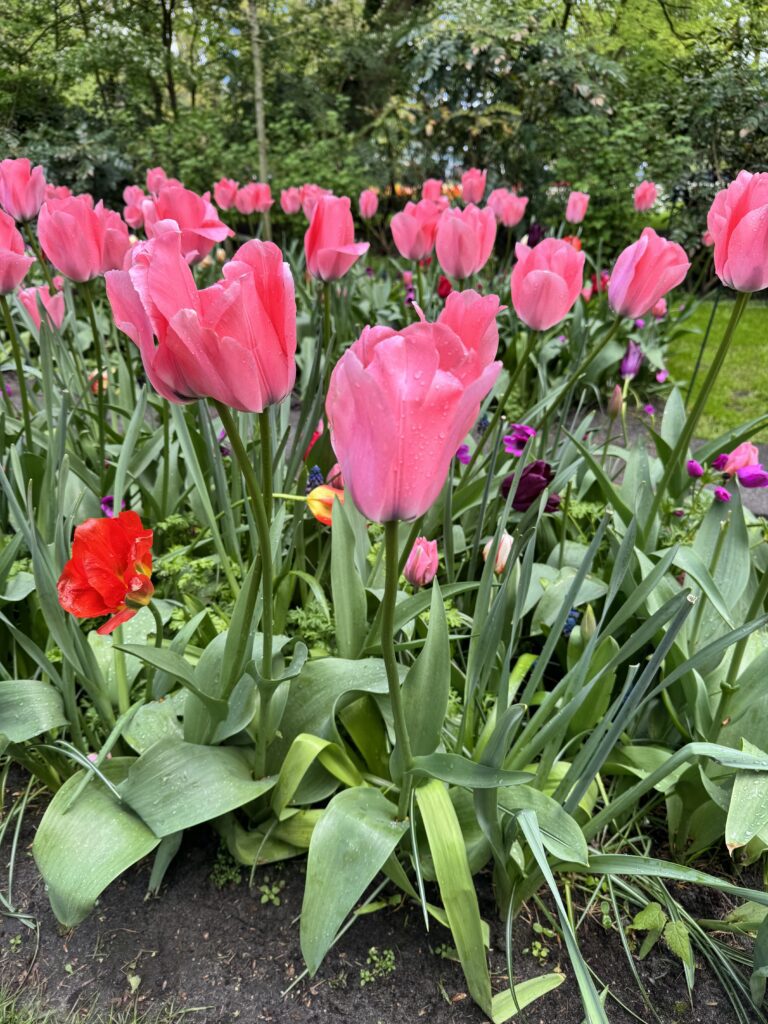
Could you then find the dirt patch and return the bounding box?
[1,784,760,1024]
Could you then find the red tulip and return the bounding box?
[326,290,501,522]
[390,200,444,261]
[304,195,369,281]
[142,185,232,263]
[707,171,768,292]
[18,282,65,331]
[0,158,46,222]
[359,189,379,220]
[123,185,145,229]
[487,188,528,227]
[213,177,239,211]
[57,511,154,635]
[235,182,274,215]
[435,204,496,280]
[38,195,130,282]
[0,210,34,294]
[633,181,658,212]
[106,229,296,412]
[280,187,302,215]
[422,179,443,202]
[510,239,585,331]
[461,168,487,205]
[608,228,689,318]
[565,191,589,224]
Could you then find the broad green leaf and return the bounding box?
[33,759,159,927]
[417,779,493,1015]
[663,920,694,972]
[401,580,450,757]
[0,680,67,749]
[567,636,619,737]
[331,498,367,658]
[498,786,588,866]
[301,788,406,974]
[272,733,364,818]
[122,692,185,754]
[491,973,564,1022]
[725,740,768,854]
[412,753,531,790]
[118,737,275,836]
[0,570,35,602]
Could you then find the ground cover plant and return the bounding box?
[1,149,768,1024]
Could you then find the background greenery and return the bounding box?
[2,0,768,253]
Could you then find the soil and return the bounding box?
[0,784,760,1024]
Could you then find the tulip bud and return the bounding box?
[713,486,731,503]
[403,537,439,589]
[483,531,513,575]
[307,485,344,526]
[581,604,597,641]
[608,384,623,419]
[687,459,703,478]
[216,247,226,263]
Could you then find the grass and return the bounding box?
[0,987,194,1024]
[668,295,768,440]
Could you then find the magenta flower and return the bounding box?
[712,453,729,471]
[656,368,669,383]
[737,465,768,488]
[687,459,703,478]
[455,444,471,465]
[620,340,644,379]
[100,495,127,518]
[503,424,536,456]
[714,486,731,503]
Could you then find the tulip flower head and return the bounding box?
[608,228,689,319]
[707,171,768,292]
[510,238,585,331]
[501,460,560,512]
[422,178,443,202]
[503,424,536,456]
[307,484,344,526]
[38,195,131,282]
[714,486,731,503]
[44,184,72,202]
[391,200,444,261]
[235,182,273,215]
[565,191,590,224]
[213,178,239,211]
[487,188,528,228]
[620,339,644,379]
[304,195,369,281]
[0,210,34,294]
[0,158,46,222]
[123,185,146,229]
[142,184,233,263]
[327,290,502,523]
[299,183,333,220]
[18,282,65,331]
[633,181,658,212]
[687,459,704,478]
[461,168,487,205]
[280,187,302,215]
[358,189,379,220]
[106,230,296,413]
[57,511,154,635]
[483,531,513,575]
[146,166,181,195]
[719,441,760,477]
[608,383,623,418]
[435,204,497,280]
[403,537,439,588]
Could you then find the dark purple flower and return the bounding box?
[672,508,685,517]
[218,428,231,457]
[502,460,558,512]
[306,464,325,493]
[527,222,546,247]
[503,424,536,456]
[477,414,490,434]
[100,495,126,518]
[455,444,471,465]
[713,486,731,503]
[365,266,375,277]
[712,453,728,471]
[737,465,768,488]
[620,339,644,379]
[687,459,703,478]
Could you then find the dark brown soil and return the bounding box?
[0,786,761,1024]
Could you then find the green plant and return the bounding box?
[359,947,396,987]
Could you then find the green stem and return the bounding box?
[321,281,333,392]
[416,261,424,313]
[0,294,33,446]
[80,281,107,489]
[144,599,165,702]
[645,292,750,533]
[23,222,54,289]
[113,625,130,716]
[161,402,170,517]
[259,409,273,518]
[383,521,415,818]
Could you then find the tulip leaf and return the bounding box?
[412,753,532,790]
[400,580,450,758]
[301,787,406,974]
[491,974,565,1023]
[725,740,768,855]
[331,497,368,658]
[498,785,589,866]
[0,680,67,751]
[118,737,275,836]
[33,759,160,928]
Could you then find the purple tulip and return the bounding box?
[620,339,644,379]
[100,495,127,518]
[503,423,536,456]
[455,444,471,465]
[501,460,560,512]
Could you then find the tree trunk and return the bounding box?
[247,0,271,240]
[160,0,178,119]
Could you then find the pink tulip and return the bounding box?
[483,532,513,575]
[44,184,71,202]
[510,238,585,331]
[487,188,528,228]
[435,204,497,280]
[304,195,369,281]
[390,200,443,261]
[608,228,689,319]
[19,282,65,331]
[461,168,487,205]
[720,442,760,477]
[358,189,379,220]
[633,181,658,212]
[0,210,34,294]
[38,195,130,282]
[235,182,273,215]
[422,179,443,202]
[142,185,232,263]
[213,178,239,211]
[652,297,667,318]
[403,537,439,588]
[565,191,590,224]
[300,183,333,220]
[0,158,46,222]
[326,290,502,522]
[123,185,146,229]
[707,171,768,292]
[146,167,182,195]
[702,229,714,247]
[280,187,302,215]
[106,230,296,413]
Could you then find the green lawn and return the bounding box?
[667,296,768,440]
